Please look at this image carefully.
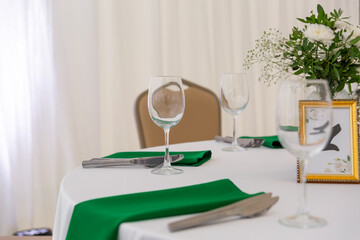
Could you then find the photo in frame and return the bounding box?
[297,100,360,183]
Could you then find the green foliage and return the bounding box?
[244,4,360,96]
[286,5,360,95]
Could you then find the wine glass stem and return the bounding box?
[298,158,309,215]
[232,115,238,147]
[163,128,171,167]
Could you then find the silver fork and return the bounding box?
[168,193,279,232]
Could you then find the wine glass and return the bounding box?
[276,78,332,228]
[148,76,185,175]
[219,73,249,151]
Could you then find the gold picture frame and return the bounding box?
[297,100,360,183]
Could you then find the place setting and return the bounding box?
[81,76,213,174]
[81,74,266,171]
[64,179,279,240]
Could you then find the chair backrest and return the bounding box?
[135,79,221,148]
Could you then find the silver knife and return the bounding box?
[215,136,264,148]
[82,154,184,168]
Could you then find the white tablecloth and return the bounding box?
[53,140,359,240]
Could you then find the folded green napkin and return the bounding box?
[104,150,212,166]
[240,135,283,149]
[66,179,263,240]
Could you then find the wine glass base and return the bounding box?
[151,166,183,175]
[222,146,247,152]
[279,213,327,228]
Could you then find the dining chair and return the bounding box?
[135,79,221,148]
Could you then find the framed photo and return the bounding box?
[297,100,360,183]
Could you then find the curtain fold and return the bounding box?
[0,0,358,235]
[0,0,53,233]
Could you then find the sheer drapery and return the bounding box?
[0,0,358,235]
[0,0,78,234]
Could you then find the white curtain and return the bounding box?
[0,0,84,234]
[0,0,59,234]
[0,0,358,235]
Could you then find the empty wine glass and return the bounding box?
[219,73,249,151]
[148,76,185,175]
[276,78,332,228]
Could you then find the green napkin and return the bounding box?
[66,179,263,240]
[104,150,212,166]
[240,135,283,149]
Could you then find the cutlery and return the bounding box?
[82,154,184,168]
[168,193,278,232]
[215,136,264,148]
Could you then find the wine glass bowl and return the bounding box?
[148,76,185,175]
[219,73,249,151]
[150,84,184,128]
[276,78,332,228]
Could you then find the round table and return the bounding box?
[53,140,359,240]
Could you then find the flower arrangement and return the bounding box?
[243,4,360,96]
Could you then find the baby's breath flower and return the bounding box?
[243,29,290,85]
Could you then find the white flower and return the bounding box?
[334,20,350,30]
[334,161,351,174]
[351,26,360,37]
[357,67,360,74]
[334,20,360,47]
[304,24,335,43]
[343,26,360,47]
[334,20,360,36]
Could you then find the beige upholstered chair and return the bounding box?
[135,79,221,148]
